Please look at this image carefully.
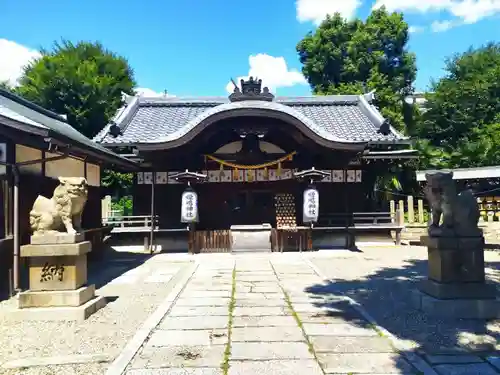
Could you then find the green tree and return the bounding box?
[15,40,137,198]
[449,122,500,167]
[101,171,134,194]
[296,7,417,133]
[102,171,134,215]
[16,40,136,138]
[415,43,500,168]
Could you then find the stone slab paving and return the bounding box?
[307,247,500,375]
[271,255,423,375]
[125,256,235,374]
[79,252,500,375]
[123,253,433,375]
[24,250,487,374]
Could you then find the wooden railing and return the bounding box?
[103,215,159,233]
[317,211,402,227]
[313,211,404,246]
[189,230,232,253]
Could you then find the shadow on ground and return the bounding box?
[87,241,189,289]
[304,257,500,373]
[87,247,153,289]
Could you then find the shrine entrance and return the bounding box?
[229,189,275,226]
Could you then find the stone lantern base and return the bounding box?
[411,235,500,320]
[7,233,106,322]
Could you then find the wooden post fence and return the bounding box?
[418,199,424,223]
[101,195,112,223]
[391,194,500,224]
[389,200,396,222]
[407,195,414,224]
[398,200,404,225]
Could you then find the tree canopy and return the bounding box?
[296,7,417,133]
[16,40,136,138]
[416,43,500,168]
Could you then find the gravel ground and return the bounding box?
[1,362,108,375]
[309,246,500,354]
[0,251,193,374]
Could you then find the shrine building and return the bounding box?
[95,78,416,252]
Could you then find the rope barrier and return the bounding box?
[205,151,296,170]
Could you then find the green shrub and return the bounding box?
[111,196,133,216]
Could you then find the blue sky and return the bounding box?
[1,0,499,97]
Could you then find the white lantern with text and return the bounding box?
[303,187,319,224]
[181,189,198,223]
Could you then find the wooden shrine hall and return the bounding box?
[95,78,416,252]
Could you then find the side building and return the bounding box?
[0,88,139,293]
[95,78,416,251]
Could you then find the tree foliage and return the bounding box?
[415,43,500,168]
[14,40,137,196]
[16,40,136,138]
[101,170,134,193]
[296,7,417,132]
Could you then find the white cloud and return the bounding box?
[449,0,500,23]
[296,0,361,24]
[373,0,500,26]
[408,25,425,33]
[0,39,41,86]
[373,0,451,13]
[134,87,175,97]
[225,54,307,94]
[431,19,456,32]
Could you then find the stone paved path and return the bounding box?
[119,254,429,375]
[1,249,498,374]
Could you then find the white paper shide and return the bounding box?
[303,187,319,223]
[181,190,198,223]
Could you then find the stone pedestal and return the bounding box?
[9,233,106,321]
[413,235,500,319]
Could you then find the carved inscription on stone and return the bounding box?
[40,262,65,282]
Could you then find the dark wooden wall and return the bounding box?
[133,178,368,230]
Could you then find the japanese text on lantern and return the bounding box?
[40,262,65,282]
[181,190,198,223]
[307,190,316,216]
[303,188,319,223]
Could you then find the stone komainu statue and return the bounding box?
[30,177,88,236]
[424,171,481,237]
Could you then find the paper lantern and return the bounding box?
[181,189,198,223]
[303,187,319,223]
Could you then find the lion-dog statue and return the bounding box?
[30,177,88,236]
[424,171,481,237]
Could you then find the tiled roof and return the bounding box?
[0,88,139,169]
[94,93,408,146]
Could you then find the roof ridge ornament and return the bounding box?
[229,77,275,102]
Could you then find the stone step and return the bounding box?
[232,248,271,253]
[231,229,271,253]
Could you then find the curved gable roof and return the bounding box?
[94,92,409,150]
